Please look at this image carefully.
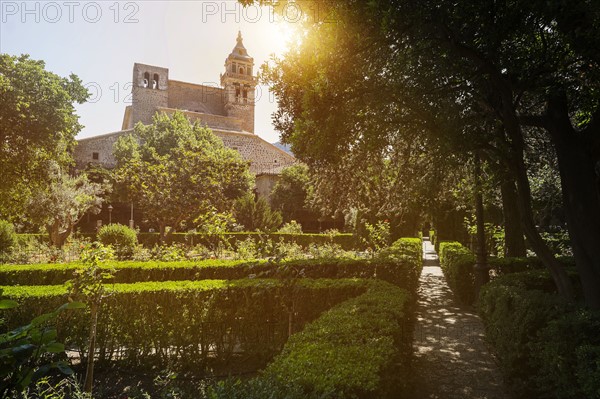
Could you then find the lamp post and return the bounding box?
[129,202,134,229]
[108,204,113,225]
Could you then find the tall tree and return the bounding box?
[28,163,104,247]
[0,54,88,221]
[270,164,319,224]
[249,0,600,307]
[114,112,253,240]
[233,194,283,232]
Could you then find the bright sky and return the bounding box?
[0,0,298,143]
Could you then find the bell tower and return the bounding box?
[220,31,257,133]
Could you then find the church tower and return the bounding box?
[220,31,257,133]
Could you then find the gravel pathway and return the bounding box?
[410,239,509,399]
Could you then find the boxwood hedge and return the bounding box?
[209,280,412,399]
[0,238,423,290]
[0,237,422,393]
[478,271,600,399]
[438,241,575,305]
[1,278,369,370]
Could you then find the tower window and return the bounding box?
[239,67,245,75]
[243,89,248,100]
[92,152,99,160]
[232,63,236,73]
[153,74,159,89]
[143,72,150,88]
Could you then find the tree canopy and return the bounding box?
[0,54,89,221]
[251,0,600,307]
[28,163,104,247]
[114,112,253,239]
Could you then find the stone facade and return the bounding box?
[74,32,295,198]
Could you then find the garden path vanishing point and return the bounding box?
[410,239,509,399]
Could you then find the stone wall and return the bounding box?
[256,174,279,203]
[74,128,295,176]
[131,63,169,126]
[73,130,132,169]
[225,102,255,134]
[167,80,225,116]
[159,108,243,132]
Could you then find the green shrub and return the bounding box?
[277,221,303,234]
[532,309,600,399]
[438,241,476,304]
[478,271,600,399]
[133,232,359,251]
[0,220,17,261]
[209,281,412,399]
[97,224,137,260]
[0,255,422,291]
[1,279,369,371]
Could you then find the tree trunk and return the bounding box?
[500,178,527,257]
[158,223,166,243]
[84,303,98,394]
[499,93,576,301]
[473,153,489,293]
[47,220,72,248]
[546,92,600,309]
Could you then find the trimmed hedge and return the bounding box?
[438,241,575,305]
[13,232,360,250]
[479,271,600,399]
[0,238,423,289]
[438,241,476,304]
[138,232,358,249]
[209,281,412,399]
[0,237,422,392]
[0,257,418,289]
[1,278,369,370]
[262,281,411,398]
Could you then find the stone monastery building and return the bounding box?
[74,32,295,198]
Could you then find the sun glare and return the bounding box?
[265,17,300,57]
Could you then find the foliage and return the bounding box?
[114,111,253,239]
[7,376,90,399]
[479,271,600,398]
[133,231,358,251]
[0,54,89,221]
[541,228,573,257]
[270,164,318,223]
[254,0,600,306]
[277,221,303,234]
[67,244,115,393]
[438,241,477,304]
[463,215,505,257]
[27,165,104,247]
[0,299,84,396]
[0,220,17,261]
[97,224,138,260]
[194,209,237,257]
[0,237,422,287]
[362,220,391,253]
[209,281,412,399]
[1,279,369,371]
[233,194,283,232]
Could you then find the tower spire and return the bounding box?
[220,32,257,134]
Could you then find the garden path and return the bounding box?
[410,238,509,399]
